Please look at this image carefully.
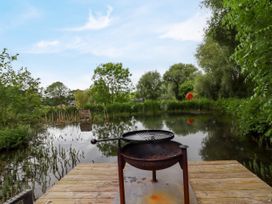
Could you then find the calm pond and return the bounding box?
[1,113,272,202]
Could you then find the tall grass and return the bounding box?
[44,106,79,123]
[84,99,214,115]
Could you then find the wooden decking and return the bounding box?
[36,163,118,204]
[189,160,272,204]
[35,161,272,204]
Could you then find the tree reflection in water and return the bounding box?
[163,113,211,135]
[200,118,272,186]
[134,114,164,130]
[93,117,137,156]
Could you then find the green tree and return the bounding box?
[179,80,194,99]
[163,63,198,100]
[195,37,251,99]
[223,0,272,98]
[0,48,42,149]
[223,0,272,137]
[0,49,42,127]
[44,81,70,106]
[136,71,162,100]
[92,63,132,103]
[195,0,253,99]
[89,79,111,104]
[202,0,238,50]
[74,90,90,109]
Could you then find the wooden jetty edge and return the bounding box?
[35,160,272,204]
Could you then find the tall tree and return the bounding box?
[223,0,272,137]
[195,37,251,98]
[92,63,132,103]
[136,71,162,100]
[163,63,198,100]
[195,0,252,99]
[202,0,238,50]
[45,81,70,106]
[223,0,272,98]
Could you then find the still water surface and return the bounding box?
[0,113,272,202]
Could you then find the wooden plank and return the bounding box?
[41,192,116,199]
[194,189,272,199]
[190,178,271,191]
[47,185,117,192]
[189,164,251,173]
[189,160,239,165]
[198,198,271,204]
[36,198,113,204]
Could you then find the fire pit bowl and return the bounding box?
[121,141,183,170]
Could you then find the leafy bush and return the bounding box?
[179,80,194,99]
[142,101,161,113]
[84,103,105,113]
[107,102,133,113]
[0,126,32,150]
[215,98,272,141]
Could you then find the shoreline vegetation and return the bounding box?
[2,97,270,151]
[42,98,272,145]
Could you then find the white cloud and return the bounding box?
[28,37,122,58]
[65,6,113,31]
[160,11,210,42]
[35,40,60,49]
[27,40,61,54]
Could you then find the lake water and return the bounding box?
[1,113,272,202]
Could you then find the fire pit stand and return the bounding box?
[118,141,189,204]
[91,130,190,204]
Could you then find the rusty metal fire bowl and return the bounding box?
[120,141,184,170]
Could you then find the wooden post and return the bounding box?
[152,170,157,182]
[118,151,126,204]
[180,148,190,204]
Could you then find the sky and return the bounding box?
[0,0,210,90]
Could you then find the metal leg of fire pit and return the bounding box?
[152,170,157,182]
[179,148,190,204]
[118,151,126,204]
